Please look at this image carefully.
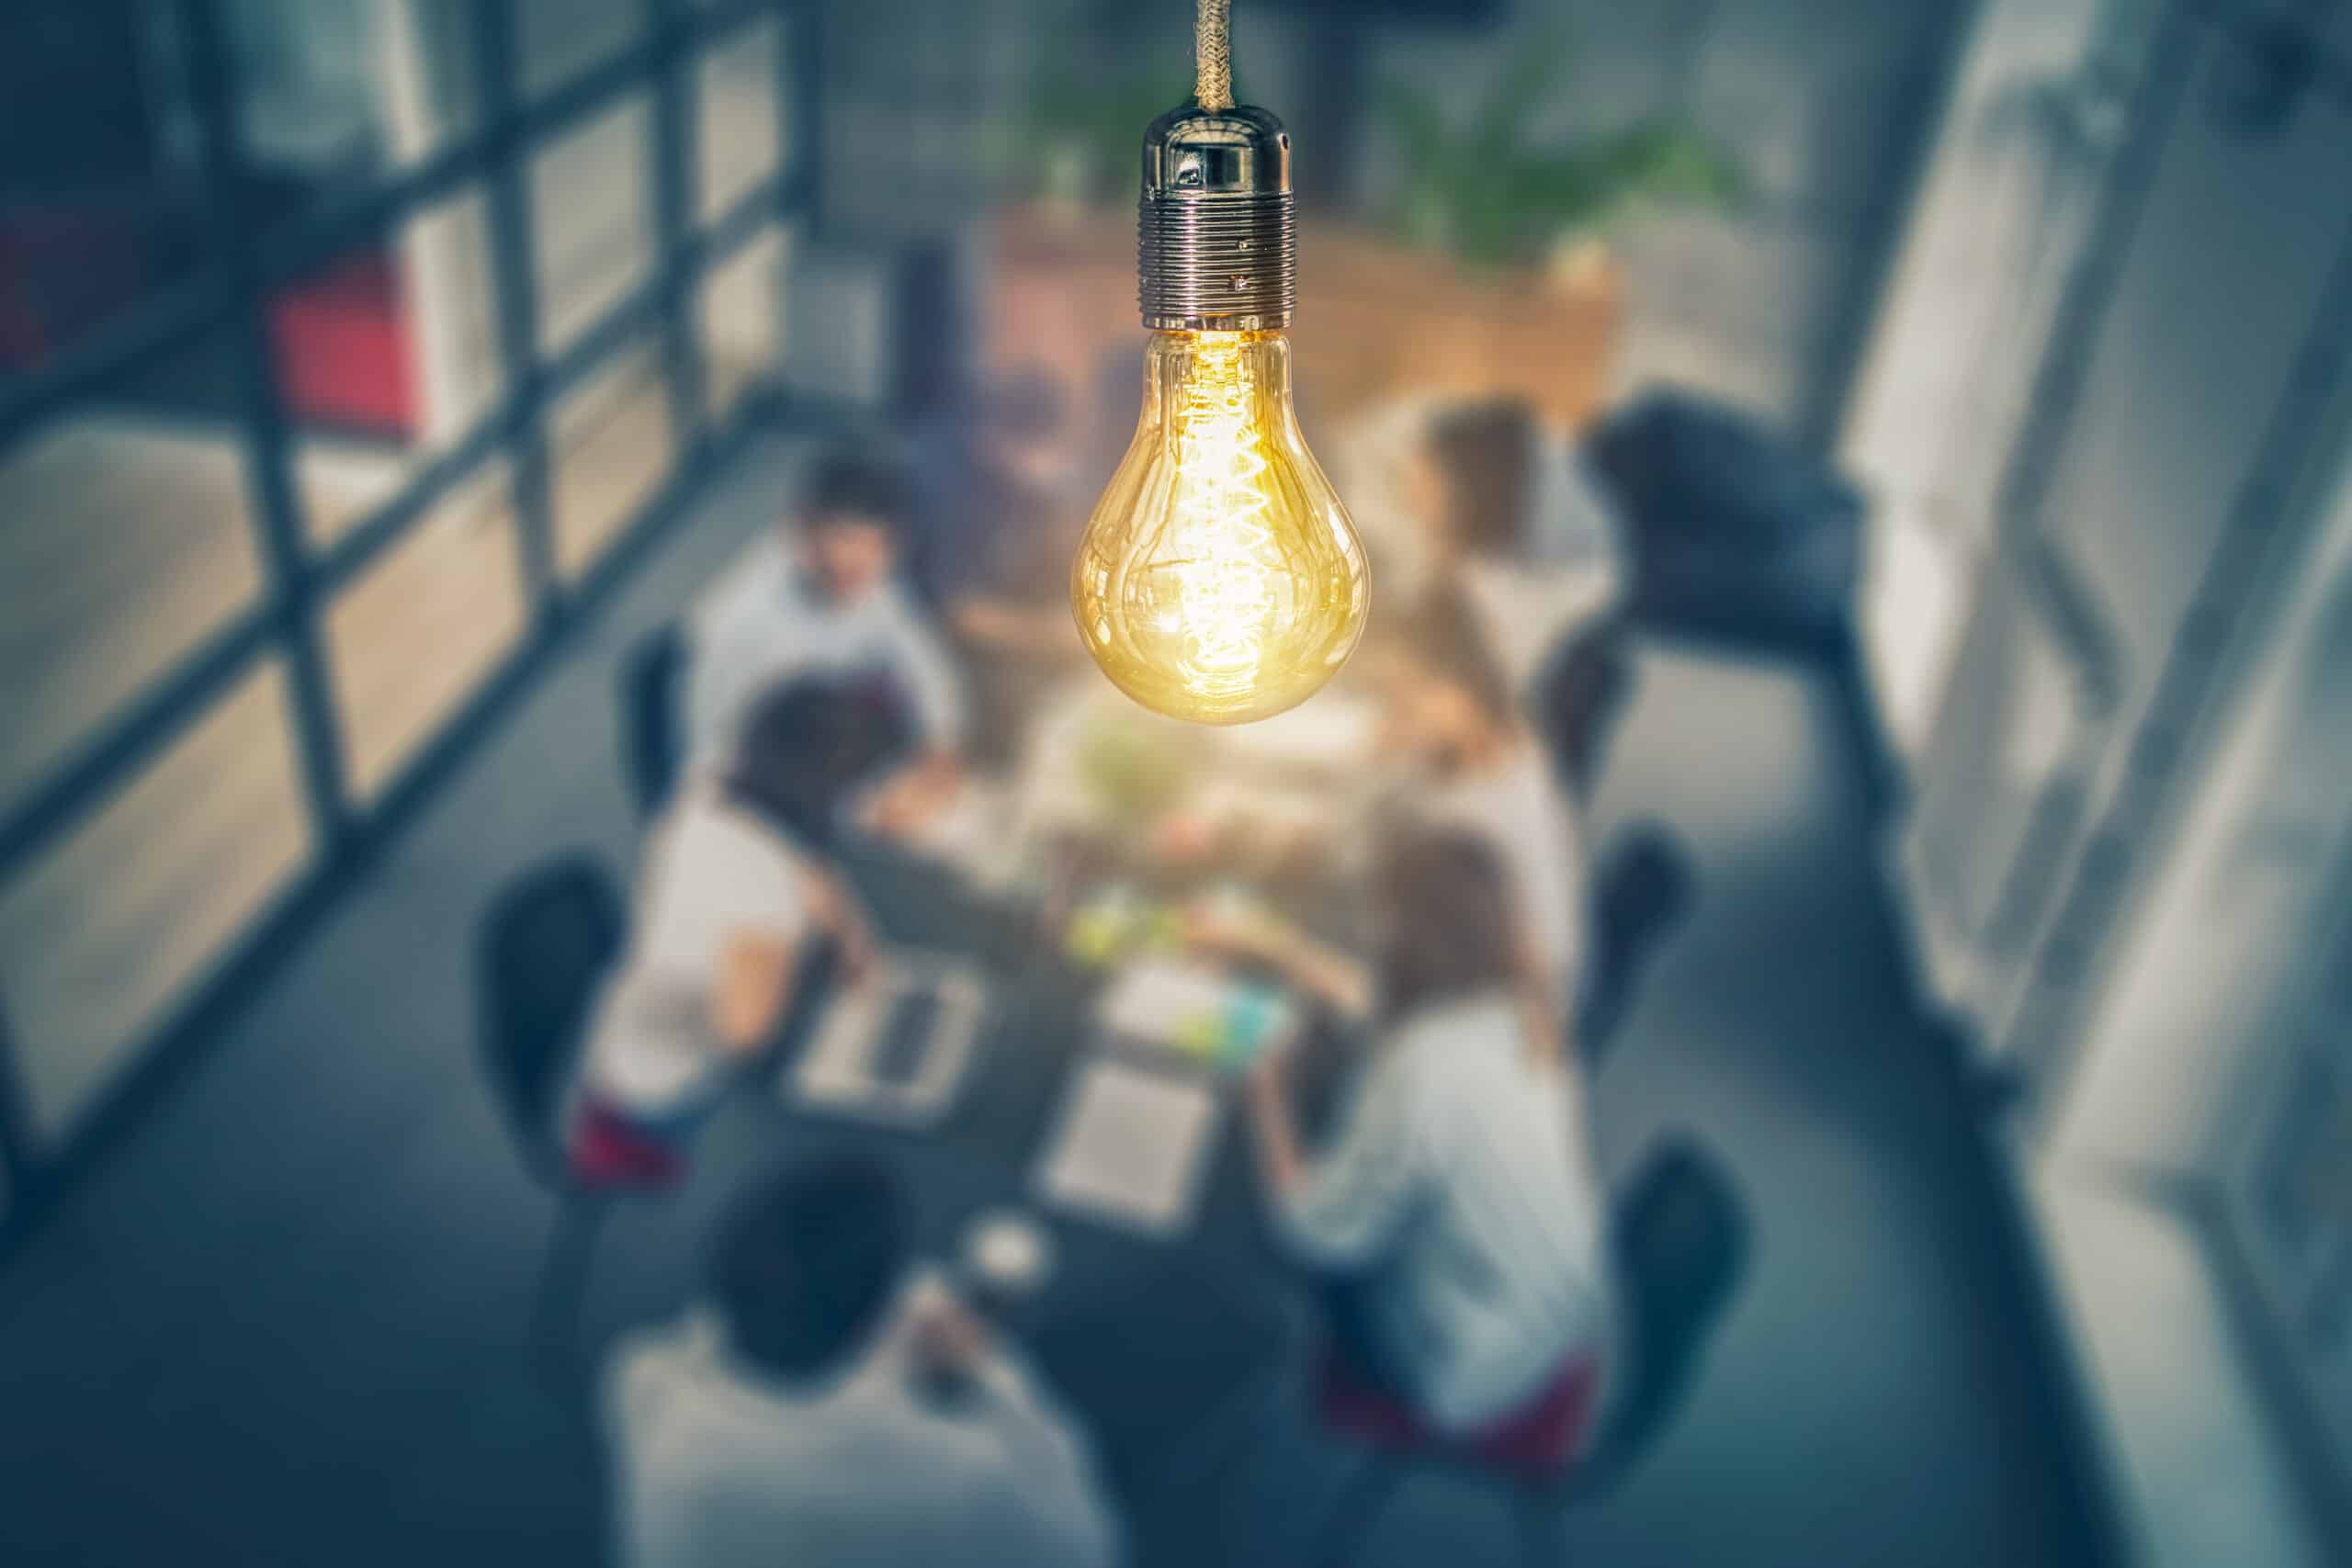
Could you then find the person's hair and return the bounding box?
[1374,828,1523,1021]
[708,1155,910,1380]
[1398,581,1518,734]
[726,677,910,848]
[1426,400,1539,556]
[798,443,914,535]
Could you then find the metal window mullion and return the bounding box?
[650,0,708,460]
[472,0,561,623]
[175,0,354,852]
[0,994,41,1208]
[787,0,824,236]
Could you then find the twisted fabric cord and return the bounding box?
[1195,0,1234,110]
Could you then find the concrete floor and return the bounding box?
[0,434,2107,1567]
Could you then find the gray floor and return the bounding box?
[0,434,2103,1568]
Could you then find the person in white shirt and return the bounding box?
[570,679,900,1186]
[1190,829,1614,1439]
[1367,397,1624,703]
[687,444,967,833]
[1364,592,1589,1016]
[605,1155,1124,1568]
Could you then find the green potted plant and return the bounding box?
[1379,34,1744,277]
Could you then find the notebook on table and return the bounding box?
[1094,956,1302,1077]
[1033,1056,1222,1239]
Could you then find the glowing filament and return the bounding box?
[1162,337,1279,684]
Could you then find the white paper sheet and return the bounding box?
[1033,1058,1222,1238]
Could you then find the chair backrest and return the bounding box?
[476,854,628,1181]
[620,621,688,819]
[1584,1137,1749,1484]
[1539,624,1634,803]
[1577,823,1695,1068]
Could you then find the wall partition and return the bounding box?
[0,0,815,1243]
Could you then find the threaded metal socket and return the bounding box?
[1136,104,1295,332]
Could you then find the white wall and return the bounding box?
[1838,0,2134,773]
[2050,431,2352,1175]
[1855,1,2352,1083]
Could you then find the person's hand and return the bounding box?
[908,1293,994,1392]
[808,874,877,984]
[859,770,933,837]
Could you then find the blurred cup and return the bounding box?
[958,1207,1054,1321]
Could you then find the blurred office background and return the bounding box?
[2,0,2349,1564]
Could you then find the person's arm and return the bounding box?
[1184,906,1375,1022]
[706,829,867,1055]
[883,584,970,755]
[1248,1043,1426,1269]
[711,932,797,1057]
[683,607,752,764]
[904,1283,1125,1568]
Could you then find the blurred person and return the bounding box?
[605,1155,1124,1568]
[568,680,903,1187]
[911,368,1091,758]
[1134,592,1588,1010]
[687,442,966,832]
[1367,590,1589,1014]
[1192,829,1614,1440]
[1398,399,1623,701]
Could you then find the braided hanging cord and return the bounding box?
[1195,0,1234,110]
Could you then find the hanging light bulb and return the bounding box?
[1070,24,1366,725]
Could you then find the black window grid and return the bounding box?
[0,0,821,1240]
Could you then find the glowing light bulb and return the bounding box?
[1070,101,1368,724]
[1072,328,1364,723]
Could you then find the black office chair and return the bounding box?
[1314,1135,1751,1567]
[1537,621,1635,805]
[1576,823,1696,1071]
[476,854,628,1372]
[620,621,689,819]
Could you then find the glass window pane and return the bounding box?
[210,0,482,235]
[695,17,786,227]
[0,658,314,1140]
[326,462,522,798]
[550,340,672,579]
[266,186,503,551]
[0,332,267,818]
[516,0,644,101]
[699,225,790,421]
[531,96,654,355]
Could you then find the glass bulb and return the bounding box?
[1071,329,1367,725]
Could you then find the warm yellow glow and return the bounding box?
[1071,330,1366,725]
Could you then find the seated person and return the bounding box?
[911,370,1091,758]
[1193,829,1615,1440]
[688,442,965,830]
[1367,591,1589,1015]
[917,369,1088,656]
[1401,400,1621,702]
[605,1155,1124,1568]
[569,680,903,1186]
